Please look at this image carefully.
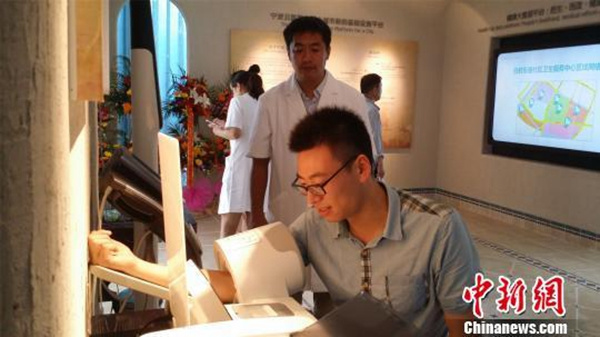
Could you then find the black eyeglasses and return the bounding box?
[291,154,359,196]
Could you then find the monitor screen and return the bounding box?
[485,24,600,171]
[99,150,202,268]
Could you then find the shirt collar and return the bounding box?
[381,183,403,241]
[296,71,328,99]
[365,97,380,110]
[330,182,403,242]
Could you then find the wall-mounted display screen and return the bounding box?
[486,24,600,171]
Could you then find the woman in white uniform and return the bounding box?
[208,65,264,237]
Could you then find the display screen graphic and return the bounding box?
[485,24,600,171]
[492,45,599,153]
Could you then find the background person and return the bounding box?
[360,73,385,179]
[248,16,375,228]
[247,16,376,316]
[208,65,264,237]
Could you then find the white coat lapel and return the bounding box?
[284,75,309,118]
[318,71,340,108]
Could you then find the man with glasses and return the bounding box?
[288,107,480,337]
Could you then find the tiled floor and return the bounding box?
[192,203,600,336]
[194,213,221,270]
[460,209,600,336]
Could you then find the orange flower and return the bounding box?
[122,102,132,114]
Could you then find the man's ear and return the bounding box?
[325,46,331,60]
[356,155,372,182]
[366,87,376,100]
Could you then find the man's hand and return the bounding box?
[250,212,268,228]
[88,230,136,272]
[250,158,270,228]
[89,230,170,286]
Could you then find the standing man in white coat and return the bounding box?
[248,16,374,228]
[247,16,374,317]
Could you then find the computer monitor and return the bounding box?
[99,149,202,267]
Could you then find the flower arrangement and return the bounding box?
[98,56,132,171]
[207,83,233,121]
[162,72,233,178]
[182,136,230,174]
[161,72,233,213]
[163,75,212,120]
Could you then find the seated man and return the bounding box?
[287,107,479,336]
[89,107,479,337]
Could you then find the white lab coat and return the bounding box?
[248,71,374,226]
[218,93,259,214]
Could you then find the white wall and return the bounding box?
[179,0,447,188]
[108,0,448,188]
[438,1,600,233]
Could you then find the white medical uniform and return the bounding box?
[218,93,259,214]
[248,71,374,226]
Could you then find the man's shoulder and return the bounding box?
[327,74,363,97]
[260,77,292,100]
[323,75,366,115]
[396,189,454,219]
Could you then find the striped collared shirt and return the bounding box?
[290,182,480,337]
[297,75,327,114]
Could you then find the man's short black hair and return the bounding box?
[283,16,332,50]
[360,73,382,94]
[289,107,374,169]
